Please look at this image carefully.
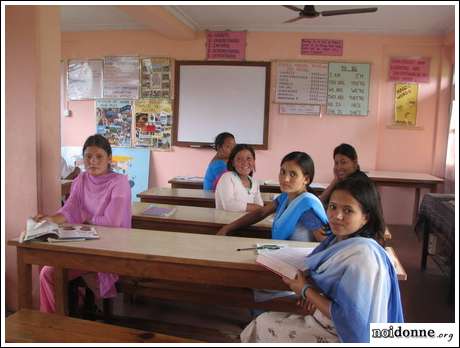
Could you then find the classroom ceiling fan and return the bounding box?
[282,5,378,23]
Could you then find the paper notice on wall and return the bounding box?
[394,83,418,126]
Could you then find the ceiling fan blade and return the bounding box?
[282,5,303,13]
[283,16,306,24]
[321,7,378,17]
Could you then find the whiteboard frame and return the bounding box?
[173,61,271,149]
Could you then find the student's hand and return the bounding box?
[282,270,307,296]
[216,226,230,236]
[297,297,317,315]
[33,214,66,225]
[246,203,263,212]
[33,214,47,222]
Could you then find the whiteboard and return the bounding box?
[173,61,270,148]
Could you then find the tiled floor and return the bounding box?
[102,224,455,342]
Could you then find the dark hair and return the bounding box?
[227,144,255,176]
[333,143,360,172]
[214,132,235,151]
[82,134,112,157]
[329,174,386,245]
[334,143,358,161]
[280,151,315,193]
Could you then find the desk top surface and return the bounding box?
[132,202,273,228]
[138,187,276,202]
[8,227,316,271]
[169,177,328,189]
[364,170,444,183]
[170,170,443,186]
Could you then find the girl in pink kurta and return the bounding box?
[36,134,132,313]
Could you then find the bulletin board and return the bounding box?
[173,61,270,149]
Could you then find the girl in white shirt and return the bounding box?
[215,144,264,212]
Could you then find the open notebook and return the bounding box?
[256,244,314,280]
[20,218,99,243]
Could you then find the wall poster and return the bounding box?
[394,83,418,126]
[61,146,150,202]
[96,100,132,147]
[103,56,140,99]
[326,62,370,116]
[206,31,246,60]
[134,99,172,150]
[67,59,103,100]
[140,57,171,99]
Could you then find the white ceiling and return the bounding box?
[60,4,456,36]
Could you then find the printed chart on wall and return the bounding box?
[327,62,370,116]
[394,83,418,126]
[275,61,328,105]
[61,146,150,202]
[140,58,171,99]
[67,59,103,100]
[103,56,140,99]
[96,100,132,147]
[134,99,172,150]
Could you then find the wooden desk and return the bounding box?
[365,170,444,225]
[138,187,275,208]
[132,202,272,238]
[168,176,327,195]
[8,228,316,315]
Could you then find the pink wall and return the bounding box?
[6,6,61,311]
[61,30,453,225]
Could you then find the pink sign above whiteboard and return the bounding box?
[389,57,430,83]
[301,39,343,56]
[207,31,246,60]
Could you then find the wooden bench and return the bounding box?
[385,246,407,281]
[5,309,202,343]
[119,277,302,314]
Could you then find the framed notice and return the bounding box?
[140,57,171,99]
[67,59,103,100]
[326,62,370,116]
[394,83,418,126]
[103,56,140,99]
[275,61,328,105]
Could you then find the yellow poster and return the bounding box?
[394,83,418,126]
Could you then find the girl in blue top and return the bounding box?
[241,174,404,343]
[203,132,236,191]
[217,151,328,242]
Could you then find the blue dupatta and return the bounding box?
[305,235,404,342]
[272,192,328,240]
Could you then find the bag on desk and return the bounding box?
[20,218,99,243]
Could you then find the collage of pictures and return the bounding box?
[67,57,173,150]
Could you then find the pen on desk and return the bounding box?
[236,245,280,251]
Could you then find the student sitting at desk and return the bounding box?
[240,174,404,343]
[215,144,264,212]
[203,132,236,191]
[319,143,366,204]
[217,152,328,242]
[34,134,132,313]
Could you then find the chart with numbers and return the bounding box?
[326,62,370,116]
